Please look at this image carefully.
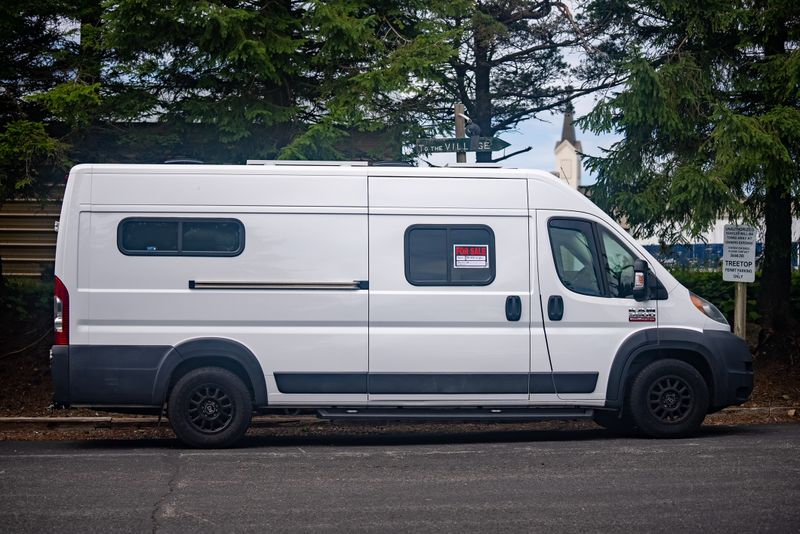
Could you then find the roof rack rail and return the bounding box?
[444,163,504,168]
[369,161,414,167]
[246,160,369,166]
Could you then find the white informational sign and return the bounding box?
[454,244,489,268]
[723,225,757,283]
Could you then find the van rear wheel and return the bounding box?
[628,359,709,438]
[168,367,252,448]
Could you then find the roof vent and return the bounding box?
[164,158,203,164]
[246,160,369,166]
[368,161,414,167]
[444,163,505,168]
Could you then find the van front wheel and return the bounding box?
[628,359,709,438]
[168,367,252,448]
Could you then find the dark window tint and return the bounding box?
[118,218,244,256]
[405,225,495,286]
[407,228,448,283]
[548,219,602,296]
[120,221,178,252]
[182,221,241,253]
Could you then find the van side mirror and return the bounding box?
[633,259,649,302]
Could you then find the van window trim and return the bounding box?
[547,217,608,297]
[404,224,496,286]
[117,217,245,257]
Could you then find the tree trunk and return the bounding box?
[757,182,794,336]
[757,16,795,342]
[473,19,492,164]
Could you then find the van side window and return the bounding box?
[600,229,635,298]
[120,220,179,253]
[547,219,603,296]
[182,221,242,253]
[118,218,244,256]
[405,225,495,286]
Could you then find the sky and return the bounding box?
[416,90,621,187]
[416,0,620,184]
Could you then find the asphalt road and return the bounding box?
[1,424,798,533]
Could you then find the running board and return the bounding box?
[316,407,594,421]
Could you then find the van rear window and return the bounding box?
[118,218,244,256]
[404,225,495,286]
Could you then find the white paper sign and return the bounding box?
[454,244,489,268]
[723,225,756,283]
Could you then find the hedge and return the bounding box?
[670,270,800,325]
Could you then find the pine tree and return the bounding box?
[101,1,458,160]
[581,0,800,342]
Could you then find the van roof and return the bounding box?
[74,163,549,181]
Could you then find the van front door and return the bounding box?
[367,176,532,403]
[536,210,657,402]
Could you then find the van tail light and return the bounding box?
[54,276,69,345]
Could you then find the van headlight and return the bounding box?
[690,292,728,325]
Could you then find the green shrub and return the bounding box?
[1,278,53,324]
[670,269,800,325]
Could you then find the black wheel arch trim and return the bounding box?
[152,338,268,406]
[606,328,725,409]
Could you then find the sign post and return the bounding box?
[722,224,757,339]
[454,104,466,164]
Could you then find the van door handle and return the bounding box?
[548,295,564,321]
[505,295,522,321]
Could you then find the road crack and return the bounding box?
[151,452,181,534]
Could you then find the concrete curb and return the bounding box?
[0,407,795,428]
[0,415,318,428]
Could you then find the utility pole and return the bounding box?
[455,103,466,163]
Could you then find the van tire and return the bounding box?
[628,359,709,438]
[168,367,252,448]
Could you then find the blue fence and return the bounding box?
[643,242,800,270]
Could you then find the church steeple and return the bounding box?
[554,102,582,189]
[560,102,577,145]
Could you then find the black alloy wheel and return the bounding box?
[647,375,694,423]
[187,383,235,434]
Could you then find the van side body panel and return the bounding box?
[85,168,369,407]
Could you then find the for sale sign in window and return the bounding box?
[454,244,489,268]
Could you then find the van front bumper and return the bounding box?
[704,330,754,410]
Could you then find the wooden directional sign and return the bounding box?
[416,137,511,153]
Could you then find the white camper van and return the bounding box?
[51,162,753,447]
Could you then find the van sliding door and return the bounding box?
[367,176,532,403]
